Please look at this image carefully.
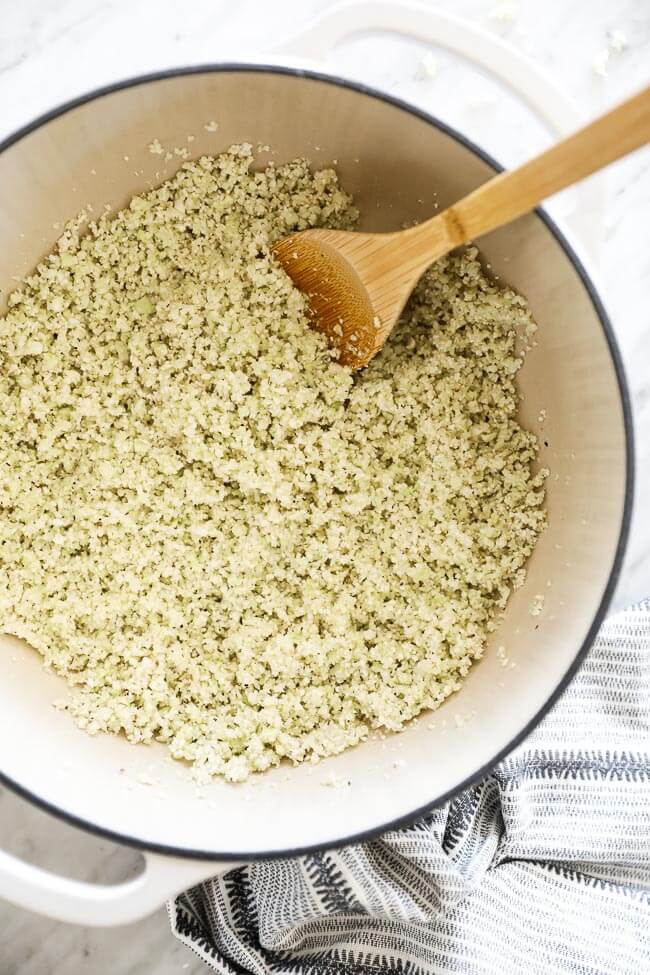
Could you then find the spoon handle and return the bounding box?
[432,85,650,250]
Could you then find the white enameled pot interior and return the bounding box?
[0,69,628,857]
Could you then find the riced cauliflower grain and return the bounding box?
[0,146,545,781]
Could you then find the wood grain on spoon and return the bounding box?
[273,85,650,370]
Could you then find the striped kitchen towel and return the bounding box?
[169,601,650,974]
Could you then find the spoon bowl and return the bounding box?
[273,220,455,368]
[275,85,649,369]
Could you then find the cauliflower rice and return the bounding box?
[0,146,546,782]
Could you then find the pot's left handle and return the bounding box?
[270,0,603,260]
[273,0,583,136]
[0,846,234,926]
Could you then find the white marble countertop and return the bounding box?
[0,0,648,971]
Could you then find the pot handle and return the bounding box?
[271,0,603,259]
[0,845,234,926]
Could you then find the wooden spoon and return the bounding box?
[273,85,650,370]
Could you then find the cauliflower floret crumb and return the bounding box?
[0,146,545,782]
[530,594,546,617]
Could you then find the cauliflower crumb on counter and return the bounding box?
[530,594,546,617]
[0,146,546,782]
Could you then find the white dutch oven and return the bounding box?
[0,2,633,926]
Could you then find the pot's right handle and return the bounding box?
[272,0,603,260]
[0,845,233,926]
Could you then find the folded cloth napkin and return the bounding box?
[169,602,650,974]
